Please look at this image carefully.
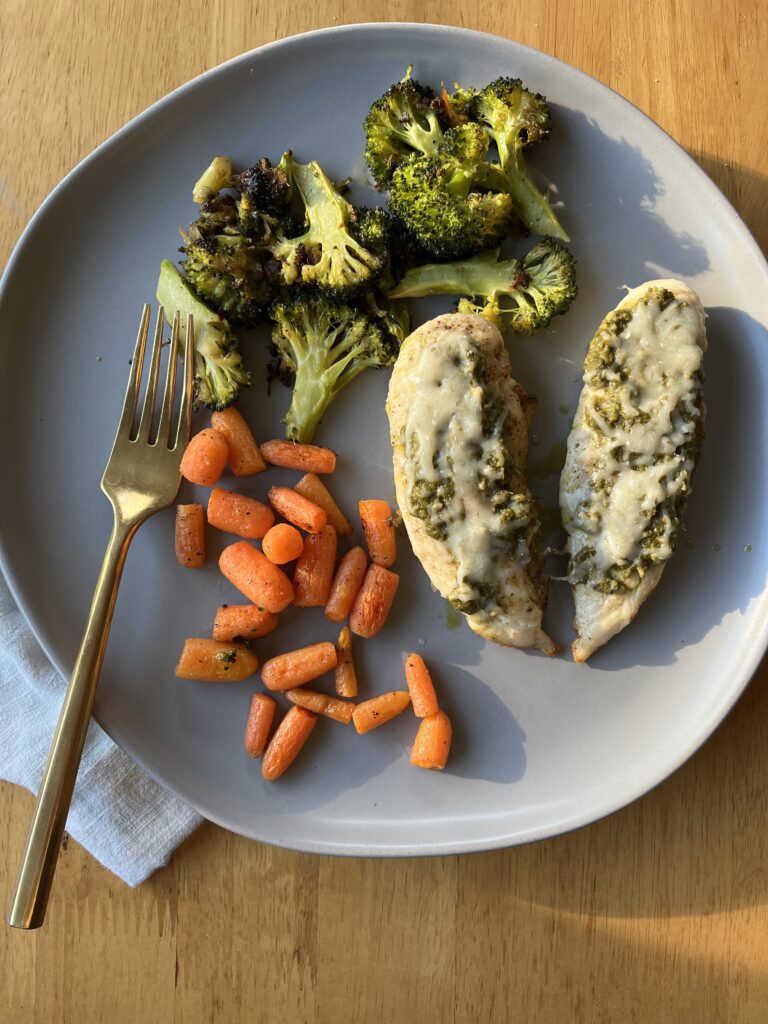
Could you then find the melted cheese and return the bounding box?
[563,287,706,586]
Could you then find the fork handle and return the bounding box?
[8,518,138,929]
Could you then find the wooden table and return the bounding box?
[2,2,767,1020]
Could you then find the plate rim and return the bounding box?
[2,21,768,855]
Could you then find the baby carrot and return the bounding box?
[261,641,338,692]
[219,541,293,613]
[325,546,368,623]
[352,692,411,735]
[404,654,439,718]
[175,638,258,682]
[180,428,229,486]
[284,688,355,725]
[262,523,304,564]
[410,710,452,770]
[175,503,206,568]
[334,625,357,698]
[358,499,396,567]
[210,407,267,475]
[294,473,352,535]
[349,565,400,638]
[207,487,274,540]
[293,525,338,607]
[260,439,336,474]
[262,706,318,780]
[244,693,277,757]
[268,486,327,534]
[212,604,278,642]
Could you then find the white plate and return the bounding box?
[2,24,768,854]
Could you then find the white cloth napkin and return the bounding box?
[0,575,202,886]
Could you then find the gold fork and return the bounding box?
[7,306,194,930]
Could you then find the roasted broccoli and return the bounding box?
[390,238,577,334]
[234,156,293,220]
[179,193,284,326]
[388,123,514,262]
[469,77,569,241]
[269,154,390,297]
[156,259,251,409]
[364,67,446,188]
[269,294,399,441]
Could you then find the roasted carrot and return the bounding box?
[175,638,258,682]
[207,487,274,540]
[295,473,352,535]
[358,499,397,567]
[262,523,304,564]
[212,604,278,642]
[284,688,355,724]
[334,625,357,698]
[210,407,266,475]
[293,525,338,607]
[175,503,206,568]
[244,693,277,757]
[325,546,368,622]
[180,428,229,486]
[349,565,400,638]
[268,486,327,534]
[261,641,338,692]
[404,654,439,718]
[260,439,336,474]
[219,541,293,613]
[352,691,411,734]
[410,710,452,770]
[261,706,318,780]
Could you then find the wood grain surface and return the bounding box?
[2,1,767,1021]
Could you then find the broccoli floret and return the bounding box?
[364,67,446,188]
[388,149,513,262]
[179,194,282,326]
[234,156,293,219]
[156,259,251,409]
[270,154,389,297]
[437,122,490,164]
[192,157,234,204]
[469,77,569,241]
[390,238,577,334]
[269,294,399,442]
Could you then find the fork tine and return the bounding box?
[115,305,151,439]
[135,308,165,441]
[156,312,180,447]
[174,314,194,451]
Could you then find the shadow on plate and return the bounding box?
[440,666,527,784]
[545,105,711,280]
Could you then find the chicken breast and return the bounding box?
[387,312,556,654]
[560,279,707,662]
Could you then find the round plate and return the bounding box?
[2,24,768,854]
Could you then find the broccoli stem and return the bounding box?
[388,112,442,159]
[156,259,249,409]
[390,249,520,300]
[192,156,233,204]
[503,156,570,241]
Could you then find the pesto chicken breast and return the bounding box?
[560,280,706,662]
[387,312,556,654]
